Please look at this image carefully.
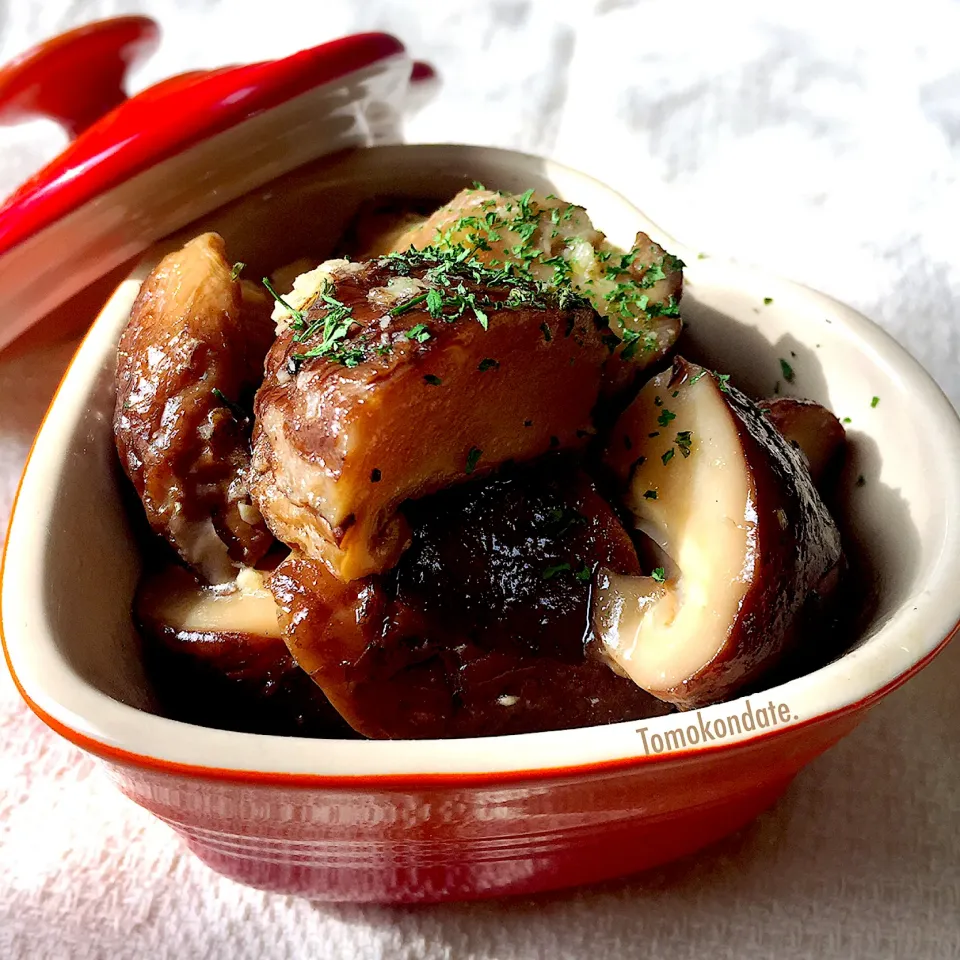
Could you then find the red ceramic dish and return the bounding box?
[0,19,428,350]
[0,16,160,136]
[5,141,960,901]
[2,22,960,902]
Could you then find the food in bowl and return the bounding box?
[116,185,849,739]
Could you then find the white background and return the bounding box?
[1,1,959,958]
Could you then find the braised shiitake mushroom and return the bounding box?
[393,188,683,375]
[763,396,847,491]
[114,233,275,583]
[115,184,850,740]
[270,459,674,738]
[135,563,353,737]
[250,255,608,582]
[596,358,843,708]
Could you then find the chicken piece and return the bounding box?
[269,459,675,739]
[393,187,684,380]
[250,253,609,581]
[115,233,274,583]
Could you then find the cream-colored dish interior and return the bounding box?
[5,144,960,776]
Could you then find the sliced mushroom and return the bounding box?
[763,397,847,491]
[114,233,275,583]
[268,460,674,738]
[137,562,282,638]
[135,563,353,737]
[392,188,684,380]
[595,358,843,708]
[250,255,608,582]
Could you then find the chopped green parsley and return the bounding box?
[405,323,431,343]
[390,293,428,316]
[657,408,676,428]
[211,388,246,421]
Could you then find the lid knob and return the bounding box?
[0,16,160,139]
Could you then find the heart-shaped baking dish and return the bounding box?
[4,140,960,902]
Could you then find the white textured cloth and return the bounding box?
[2,2,960,957]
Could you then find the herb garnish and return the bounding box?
[656,408,676,428]
[643,489,658,500]
[265,276,366,369]
[405,323,431,343]
[370,468,382,483]
[871,396,880,408]
[661,449,675,465]
[262,276,304,326]
[414,189,681,360]
[423,374,443,386]
[230,262,245,281]
[390,293,428,316]
[544,505,586,537]
[779,358,795,383]
[211,388,246,421]
[543,562,572,580]
[425,288,444,315]
[651,567,667,583]
[465,447,482,474]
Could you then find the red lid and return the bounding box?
[0,18,434,349]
